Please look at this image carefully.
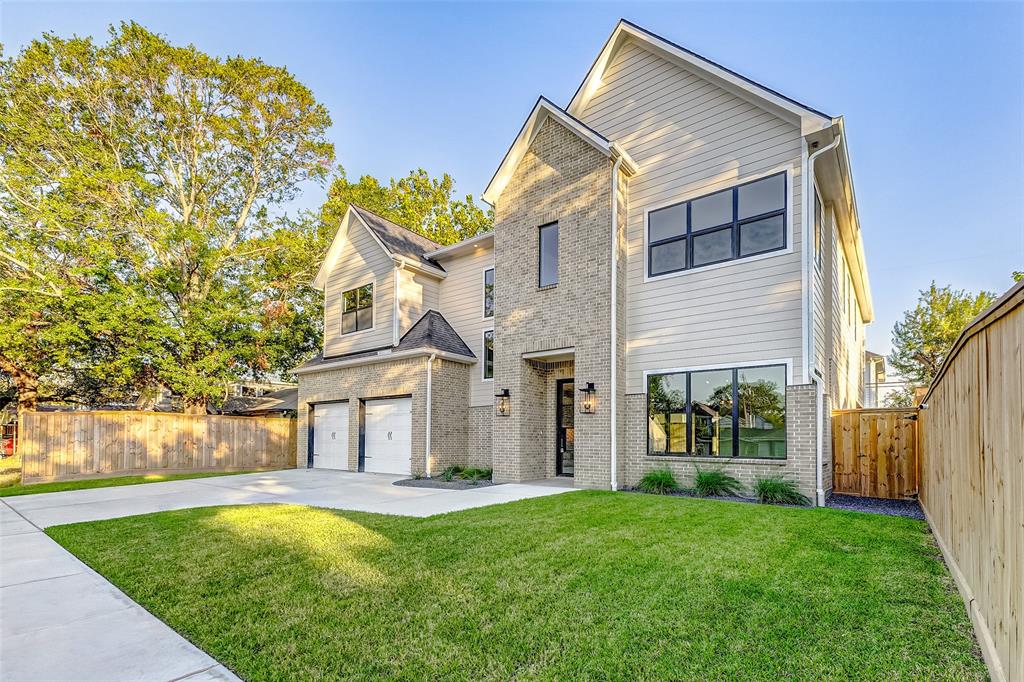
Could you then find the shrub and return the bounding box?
[754,476,810,506]
[457,467,492,482]
[637,468,679,495]
[439,466,461,482]
[692,468,744,497]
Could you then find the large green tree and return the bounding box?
[321,166,492,246]
[884,282,996,407]
[0,23,334,412]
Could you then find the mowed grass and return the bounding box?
[0,469,263,496]
[47,492,985,681]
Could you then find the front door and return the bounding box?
[556,379,575,476]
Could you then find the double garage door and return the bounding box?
[312,398,411,475]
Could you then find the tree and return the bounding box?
[0,23,333,412]
[1013,271,1023,283]
[321,167,492,246]
[884,282,996,407]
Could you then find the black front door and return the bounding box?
[556,379,575,476]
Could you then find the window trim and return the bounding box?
[643,166,794,283]
[340,280,375,336]
[481,329,494,381]
[537,221,559,288]
[643,358,792,460]
[482,267,495,320]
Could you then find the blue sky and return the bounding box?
[3,1,1022,356]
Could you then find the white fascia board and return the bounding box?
[293,348,474,375]
[568,21,831,134]
[424,231,494,260]
[482,97,617,205]
[312,206,396,290]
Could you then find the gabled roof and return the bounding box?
[313,204,445,290]
[396,310,475,358]
[221,387,298,415]
[568,19,832,135]
[482,96,637,205]
[349,205,444,271]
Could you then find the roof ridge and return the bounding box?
[349,203,442,248]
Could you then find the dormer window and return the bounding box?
[342,283,373,334]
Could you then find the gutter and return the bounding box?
[393,262,403,347]
[424,353,436,478]
[804,129,842,507]
[292,348,474,375]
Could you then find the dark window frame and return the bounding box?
[483,267,495,319]
[646,363,788,460]
[538,222,559,288]
[647,171,788,277]
[482,329,494,380]
[341,283,373,335]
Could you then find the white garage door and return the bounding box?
[313,403,349,470]
[364,398,412,475]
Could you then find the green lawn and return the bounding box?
[0,470,263,497]
[47,493,985,681]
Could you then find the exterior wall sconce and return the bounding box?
[495,388,511,417]
[578,382,597,414]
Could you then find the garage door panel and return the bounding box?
[364,398,412,475]
[313,403,349,470]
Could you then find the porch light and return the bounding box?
[578,382,597,414]
[495,388,511,417]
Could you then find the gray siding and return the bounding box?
[435,244,495,407]
[579,39,806,392]
[323,220,395,357]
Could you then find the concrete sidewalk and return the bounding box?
[1,470,576,681]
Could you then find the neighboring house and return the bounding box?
[862,351,887,408]
[294,20,873,505]
[221,387,299,417]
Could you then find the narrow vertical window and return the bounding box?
[482,330,494,380]
[538,222,558,287]
[483,268,494,318]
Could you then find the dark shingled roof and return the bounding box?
[295,311,474,373]
[221,387,298,415]
[396,310,474,358]
[350,204,445,271]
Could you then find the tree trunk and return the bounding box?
[0,356,39,411]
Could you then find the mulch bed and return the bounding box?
[393,478,495,491]
[620,487,809,509]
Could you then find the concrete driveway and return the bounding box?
[1,470,576,681]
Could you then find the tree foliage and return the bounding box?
[884,282,996,407]
[321,166,492,245]
[0,23,334,411]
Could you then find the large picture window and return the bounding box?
[647,364,786,459]
[483,268,494,318]
[482,330,494,380]
[647,172,787,277]
[341,283,373,334]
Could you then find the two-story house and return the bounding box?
[294,20,873,505]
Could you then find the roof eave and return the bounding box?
[293,347,475,375]
[424,231,495,260]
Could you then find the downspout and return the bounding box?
[805,130,842,506]
[609,154,622,491]
[393,262,404,347]
[424,352,436,478]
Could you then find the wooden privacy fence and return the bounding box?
[831,408,919,499]
[918,280,1022,682]
[19,411,297,483]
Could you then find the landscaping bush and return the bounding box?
[437,466,492,483]
[754,476,810,506]
[439,466,461,482]
[692,468,744,497]
[637,468,679,495]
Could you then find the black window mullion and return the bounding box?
[685,202,692,270]
[685,372,692,455]
[731,369,740,457]
[731,187,740,260]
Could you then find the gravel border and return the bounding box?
[827,493,925,520]
[620,487,810,509]
[393,478,495,491]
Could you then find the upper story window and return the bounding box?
[341,283,373,335]
[814,189,823,269]
[482,330,494,380]
[483,268,494,318]
[538,222,559,287]
[647,172,787,277]
[647,363,787,459]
